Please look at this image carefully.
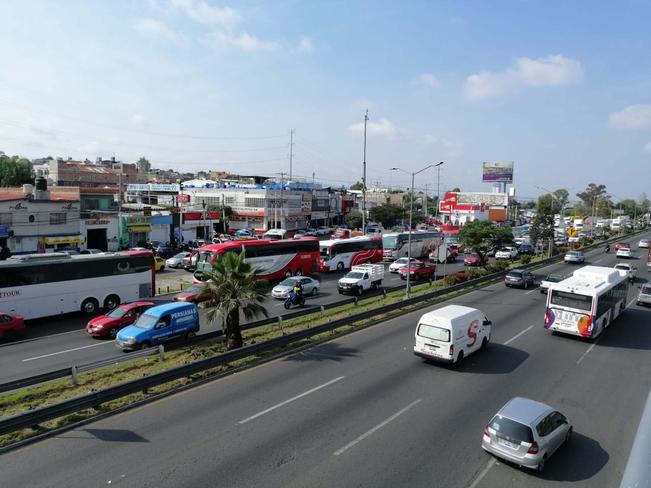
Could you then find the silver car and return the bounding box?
[166,252,190,268]
[637,283,651,306]
[482,397,572,472]
[638,239,649,249]
[564,251,585,264]
[271,277,320,299]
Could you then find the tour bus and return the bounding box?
[382,231,442,260]
[195,238,320,280]
[319,236,383,272]
[544,265,629,339]
[0,250,155,320]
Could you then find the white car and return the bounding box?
[614,263,637,281]
[316,226,331,236]
[271,276,320,299]
[495,246,518,260]
[564,251,585,264]
[388,257,418,273]
[616,248,632,258]
[638,239,649,248]
[166,252,190,268]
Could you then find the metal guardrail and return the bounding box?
[0,230,637,395]
[619,389,651,488]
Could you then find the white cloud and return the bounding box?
[644,141,651,154]
[131,114,145,125]
[206,31,279,52]
[609,104,651,130]
[297,36,314,53]
[347,118,401,138]
[465,54,583,100]
[413,73,439,89]
[133,18,184,45]
[421,135,464,158]
[170,0,241,30]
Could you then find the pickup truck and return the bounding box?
[495,246,518,260]
[398,260,436,281]
[614,263,637,282]
[337,264,384,295]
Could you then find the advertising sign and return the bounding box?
[456,192,508,207]
[482,161,514,183]
[127,183,181,192]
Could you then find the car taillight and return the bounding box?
[483,426,490,437]
[449,344,454,356]
[527,441,539,454]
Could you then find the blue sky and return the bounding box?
[1,0,650,202]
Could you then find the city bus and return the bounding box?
[195,238,320,280]
[382,231,442,260]
[319,236,383,272]
[543,265,629,339]
[0,251,155,320]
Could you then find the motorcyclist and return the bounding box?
[291,281,303,304]
[605,243,610,253]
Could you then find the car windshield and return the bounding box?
[382,235,398,249]
[133,313,158,329]
[417,323,450,342]
[546,275,564,283]
[173,252,187,259]
[395,258,408,264]
[279,279,298,286]
[320,246,330,258]
[345,272,364,279]
[550,290,592,311]
[185,285,204,293]
[107,307,128,319]
[489,416,533,444]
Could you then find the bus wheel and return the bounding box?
[337,262,344,272]
[295,269,303,276]
[81,298,99,315]
[104,294,120,310]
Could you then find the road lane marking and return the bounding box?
[627,297,637,308]
[503,325,534,345]
[468,457,496,488]
[333,398,422,456]
[22,341,113,362]
[238,376,345,424]
[593,258,604,264]
[576,338,600,365]
[525,288,537,295]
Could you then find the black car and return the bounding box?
[517,243,535,255]
[504,269,535,289]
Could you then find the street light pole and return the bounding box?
[392,164,435,298]
[434,161,444,220]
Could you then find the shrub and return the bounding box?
[444,271,469,286]
[468,268,487,279]
[520,255,532,265]
[486,260,510,273]
[444,274,459,286]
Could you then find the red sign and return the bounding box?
[177,194,190,203]
[183,211,221,222]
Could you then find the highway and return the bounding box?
[0,259,468,383]
[1,233,649,487]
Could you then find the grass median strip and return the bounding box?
[0,247,601,448]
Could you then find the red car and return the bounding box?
[85,301,155,338]
[614,242,630,251]
[0,312,26,341]
[398,260,437,280]
[173,284,212,304]
[464,253,488,266]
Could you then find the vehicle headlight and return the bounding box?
[126,337,137,344]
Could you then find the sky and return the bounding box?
[1,0,650,203]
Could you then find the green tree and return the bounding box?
[349,181,364,191]
[458,221,513,264]
[575,183,611,217]
[345,210,363,229]
[451,187,461,193]
[369,203,404,228]
[202,250,268,349]
[552,188,569,213]
[617,199,638,219]
[0,155,33,187]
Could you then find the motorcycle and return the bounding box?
[604,245,610,253]
[284,292,305,309]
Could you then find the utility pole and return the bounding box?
[289,129,295,182]
[435,162,444,220]
[424,184,429,217]
[278,172,287,230]
[362,109,368,233]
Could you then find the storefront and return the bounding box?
[43,234,86,252]
[120,215,151,249]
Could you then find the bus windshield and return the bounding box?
[382,235,398,249]
[320,246,331,258]
[550,290,592,311]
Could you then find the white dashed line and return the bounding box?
[503,325,534,345]
[22,341,113,362]
[238,376,345,424]
[333,398,422,456]
[468,457,496,488]
[576,338,600,365]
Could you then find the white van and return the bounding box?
[263,229,287,240]
[414,305,492,363]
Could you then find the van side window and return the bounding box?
[156,315,171,329]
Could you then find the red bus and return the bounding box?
[194,238,320,281]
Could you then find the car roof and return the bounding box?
[498,397,553,424]
[508,268,525,273]
[146,302,196,315]
[122,301,156,309]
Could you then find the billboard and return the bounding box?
[482,161,514,183]
[456,192,508,207]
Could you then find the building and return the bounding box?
[0,180,84,254]
[438,191,508,233]
[48,158,138,190]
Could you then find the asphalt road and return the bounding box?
[0,259,469,383]
[1,233,650,487]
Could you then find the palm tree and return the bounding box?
[201,249,268,349]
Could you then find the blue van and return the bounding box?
[116,302,200,351]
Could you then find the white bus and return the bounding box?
[319,237,383,272]
[0,251,155,320]
[544,265,629,339]
[382,231,442,260]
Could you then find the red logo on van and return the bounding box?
[467,320,480,347]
